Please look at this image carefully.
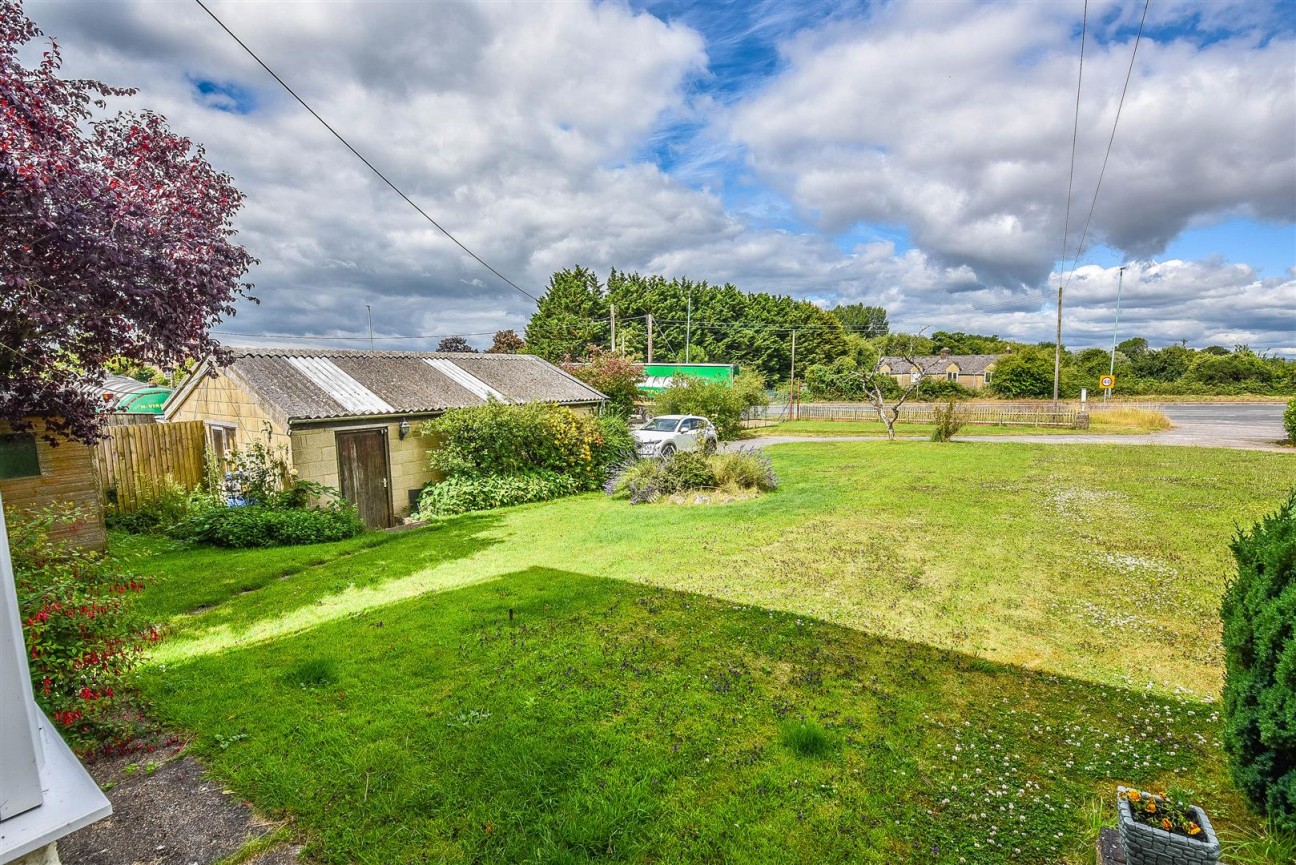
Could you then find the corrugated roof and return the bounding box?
[210,347,606,421]
[880,353,1003,375]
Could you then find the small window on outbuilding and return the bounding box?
[0,433,41,479]
[946,371,958,382]
[984,371,993,384]
[205,423,237,464]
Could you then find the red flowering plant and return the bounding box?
[1123,788,1207,840]
[8,504,156,752]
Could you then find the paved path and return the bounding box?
[734,402,1292,453]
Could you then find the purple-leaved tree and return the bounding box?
[1,1,255,443]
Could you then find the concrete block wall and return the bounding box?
[290,421,442,518]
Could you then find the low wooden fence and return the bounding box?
[93,420,206,512]
[754,401,1084,428]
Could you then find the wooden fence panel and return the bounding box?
[94,421,207,511]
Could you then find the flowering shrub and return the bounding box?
[1123,788,1207,840]
[419,403,633,514]
[1285,397,1295,443]
[561,346,643,416]
[424,401,630,490]
[9,504,154,751]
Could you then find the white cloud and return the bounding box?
[20,0,1295,353]
[725,0,1296,284]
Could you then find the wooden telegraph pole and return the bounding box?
[789,329,798,422]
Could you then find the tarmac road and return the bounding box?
[736,401,1293,453]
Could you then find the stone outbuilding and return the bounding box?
[162,347,606,528]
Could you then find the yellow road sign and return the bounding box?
[1099,374,1116,389]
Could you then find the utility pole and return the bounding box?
[1052,284,1063,408]
[366,305,374,349]
[685,286,693,363]
[646,313,653,363]
[1107,266,1126,403]
[789,329,797,422]
[610,304,616,353]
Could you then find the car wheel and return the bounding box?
[659,443,676,458]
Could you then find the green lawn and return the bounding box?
[122,442,1296,864]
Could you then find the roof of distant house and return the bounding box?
[879,352,1003,375]
[163,347,607,423]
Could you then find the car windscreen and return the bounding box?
[640,418,679,431]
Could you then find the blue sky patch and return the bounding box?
[191,78,256,114]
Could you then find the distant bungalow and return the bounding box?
[879,348,1005,390]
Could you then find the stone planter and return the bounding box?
[1116,787,1220,865]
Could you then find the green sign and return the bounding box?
[639,363,736,394]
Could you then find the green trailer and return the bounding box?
[638,363,736,394]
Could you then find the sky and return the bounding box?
[22,0,1296,353]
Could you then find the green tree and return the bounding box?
[1116,337,1149,357]
[525,267,608,362]
[436,336,477,353]
[929,331,1010,354]
[1133,345,1193,381]
[487,329,526,354]
[830,303,889,336]
[988,348,1056,398]
[1187,350,1275,390]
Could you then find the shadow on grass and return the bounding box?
[137,567,1269,865]
[126,515,505,651]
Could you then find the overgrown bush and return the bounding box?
[1221,492,1295,832]
[414,471,581,517]
[105,475,222,535]
[187,504,365,548]
[708,448,779,491]
[9,504,155,752]
[560,346,643,416]
[930,399,966,442]
[223,441,291,505]
[1285,398,1296,443]
[651,372,768,439]
[606,448,777,504]
[424,401,628,490]
[915,378,976,400]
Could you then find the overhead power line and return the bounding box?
[1063,0,1151,291]
[1058,0,1089,270]
[192,0,540,304]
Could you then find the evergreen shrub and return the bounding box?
[1221,492,1296,832]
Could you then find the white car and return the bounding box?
[632,414,718,458]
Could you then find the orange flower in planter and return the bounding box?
[1145,800,1157,814]
[1161,818,1173,831]
[1186,822,1202,836]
